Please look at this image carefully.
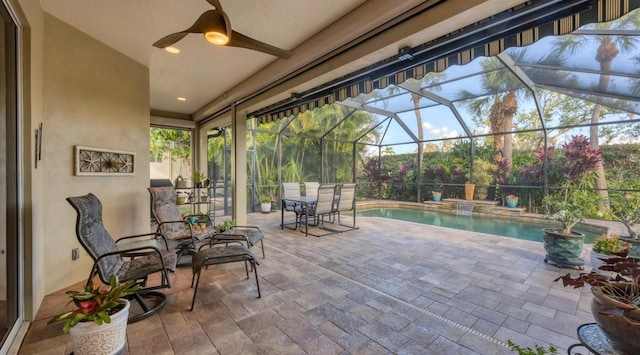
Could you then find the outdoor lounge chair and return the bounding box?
[149,186,265,264]
[66,193,177,323]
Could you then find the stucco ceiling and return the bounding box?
[38,0,525,120]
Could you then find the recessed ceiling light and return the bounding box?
[177,97,187,101]
[165,46,180,54]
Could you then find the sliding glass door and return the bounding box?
[0,1,19,350]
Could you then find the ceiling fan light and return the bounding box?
[165,46,180,54]
[204,31,229,45]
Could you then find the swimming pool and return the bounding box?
[356,208,598,243]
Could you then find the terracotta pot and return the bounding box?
[464,183,475,201]
[591,284,640,354]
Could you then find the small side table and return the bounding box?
[567,323,621,355]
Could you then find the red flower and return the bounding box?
[78,300,99,314]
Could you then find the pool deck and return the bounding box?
[19,203,611,354]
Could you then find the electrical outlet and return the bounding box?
[72,248,79,260]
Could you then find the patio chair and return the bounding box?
[281,182,305,230]
[66,193,177,323]
[300,184,338,237]
[149,186,215,263]
[149,186,265,263]
[304,181,320,198]
[335,183,358,231]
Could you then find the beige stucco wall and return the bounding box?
[40,14,150,294]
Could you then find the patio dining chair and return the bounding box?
[304,181,320,198]
[281,182,305,230]
[149,186,265,264]
[335,183,358,231]
[300,184,339,237]
[66,193,177,323]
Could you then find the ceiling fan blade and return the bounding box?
[153,32,189,48]
[153,10,227,48]
[206,0,223,12]
[228,30,293,58]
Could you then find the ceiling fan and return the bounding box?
[152,0,293,58]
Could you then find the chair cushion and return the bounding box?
[67,194,123,277]
[218,227,263,247]
[167,226,216,242]
[117,251,177,281]
[150,186,186,238]
[192,245,257,273]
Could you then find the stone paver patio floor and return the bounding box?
[19,209,596,354]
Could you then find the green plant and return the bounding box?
[606,188,640,238]
[191,170,206,184]
[543,188,601,235]
[215,219,237,233]
[542,135,603,235]
[507,340,557,355]
[48,275,140,333]
[592,234,630,255]
[260,195,271,203]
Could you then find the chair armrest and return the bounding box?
[116,232,170,251]
[155,220,198,244]
[186,214,213,226]
[93,246,170,282]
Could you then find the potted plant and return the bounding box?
[505,194,518,208]
[215,219,237,233]
[606,187,640,258]
[554,256,640,353]
[48,275,140,355]
[431,182,443,202]
[191,170,206,188]
[260,195,272,213]
[541,136,603,268]
[590,234,630,274]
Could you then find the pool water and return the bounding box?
[356,208,598,243]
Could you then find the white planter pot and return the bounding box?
[69,299,129,355]
[260,202,271,213]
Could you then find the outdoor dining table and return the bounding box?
[281,193,343,237]
[280,196,317,236]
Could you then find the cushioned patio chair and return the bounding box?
[149,186,216,263]
[149,186,265,263]
[66,193,177,323]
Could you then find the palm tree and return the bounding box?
[549,12,640,201]
[461,56,531,176]
[411,72,446,166]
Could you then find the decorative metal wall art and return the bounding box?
[75,146,135,176]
